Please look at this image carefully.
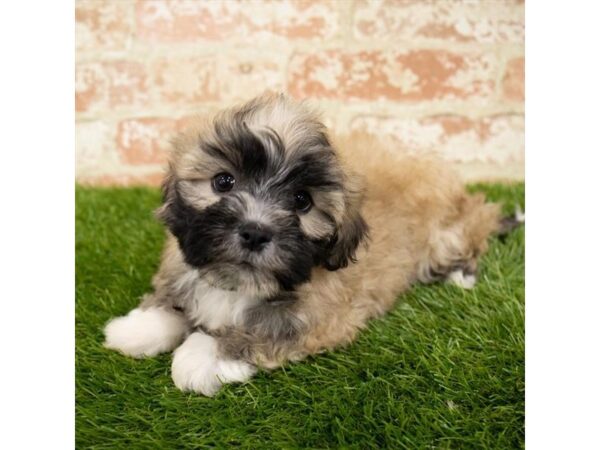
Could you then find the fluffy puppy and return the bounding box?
[104,93,510,396]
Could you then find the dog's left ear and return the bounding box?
[322,175,369,271]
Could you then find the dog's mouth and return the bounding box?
[211,251,271,274]
[238,261,255,270]
[234,240,278,267]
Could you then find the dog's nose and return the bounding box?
[239,223,273,252]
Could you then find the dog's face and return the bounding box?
[158,95,367,298]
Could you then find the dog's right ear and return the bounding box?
[155,166,176,225]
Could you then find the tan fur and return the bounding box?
[296,133,500,360]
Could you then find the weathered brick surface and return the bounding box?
[503,57,525,102]
[79,172,166,187]
[354,0,524,44]
[135,0,340,42]
[75,0,134,52]
[117,116,197,166]
[351,114,525,164]
[76,0,524,185]
[151,56,220,105]
[75,61,149,114]
[219,52,287,102]
[288,50,496,101]
[76,120,120,177]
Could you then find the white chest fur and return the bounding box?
[175,270,260,331]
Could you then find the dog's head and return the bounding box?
[157,94,368,297]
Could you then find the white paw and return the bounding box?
[447,270,477,289]
[515,204,525,223]
[171,332,256,397]
[104,307,189,358]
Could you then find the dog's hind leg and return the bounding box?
[418,244,480,289]
[417,192,501,289]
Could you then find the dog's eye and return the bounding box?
[294,191,312,213]
[212,172,236,193]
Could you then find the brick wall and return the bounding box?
[75,0,524,185]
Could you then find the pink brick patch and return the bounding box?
[76,120,119,175]
[151,56,220,105]
[288,50,496,101]
[503,57,525,101]
[135,0,339,42]
[116,116,196,166]
[76,0,133,52]
[219,53,286,102]
[354,0,524,44]
[75,61,149,114]
[351,114,524,163]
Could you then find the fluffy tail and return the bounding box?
[498,205,525,239]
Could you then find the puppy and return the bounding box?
[104,93,508,396]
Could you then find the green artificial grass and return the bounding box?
[76,183,524,449]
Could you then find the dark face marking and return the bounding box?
[161,179,331,293]
[272,151,342,193]
[209,118,282,182]
[162,188,239,268]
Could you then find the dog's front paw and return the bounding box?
[171,332,256,396]
[104,307,189,358]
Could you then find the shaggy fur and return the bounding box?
[104,93,503,396]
